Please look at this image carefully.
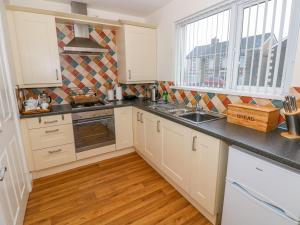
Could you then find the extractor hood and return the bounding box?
[63,1,108,55]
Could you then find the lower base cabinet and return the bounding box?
[133,107,228,225]
[189,131,227,216]
[160,119,191,192]
[114,107,133,150]
[144,112,162,167]
[133,108,145,154]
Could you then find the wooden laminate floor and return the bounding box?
[24,153,212,225]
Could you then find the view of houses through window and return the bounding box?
[177,0,296,96]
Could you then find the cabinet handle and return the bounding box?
[44,120,58,124]
[0,166,7,182]
[45,129,59,134]
[61,114,65,120]
[56,69,59,80]
[48,149,62,154]
[140,113,143,123]
[128,69,132,80]
[192,136,197,151]
[157,121,160,132]
[137,112,140,121]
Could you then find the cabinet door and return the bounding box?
[190,131,221,215]
[132,108,145,153]
[125,25,156,82]
[144,112,162,167]
[114,107,133,150]
[161,120,191,191]
[12,11,61,86]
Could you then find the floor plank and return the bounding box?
[24,153,212,225]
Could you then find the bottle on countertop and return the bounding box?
[162,91,168,103]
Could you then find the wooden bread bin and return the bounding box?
[227,103,280,132]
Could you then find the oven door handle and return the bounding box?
[73,117,113,126]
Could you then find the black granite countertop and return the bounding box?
[19,98,300,171]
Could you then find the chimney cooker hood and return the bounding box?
[63,1,108,55]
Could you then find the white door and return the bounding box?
[144,112,162,167]
[114,107,133,150]
[0,1,30,225]
[189,132,221,215]
[133,108,145,153]
[160,120,191,191]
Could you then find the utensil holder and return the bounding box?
[281,110,300,139]
[285,112,300,136]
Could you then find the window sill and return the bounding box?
[169,86,284,100]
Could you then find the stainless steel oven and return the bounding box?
[72,109,115,153]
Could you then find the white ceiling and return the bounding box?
[45,0,173,17]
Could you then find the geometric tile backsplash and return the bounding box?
[158,81,288,129]
[21,23,298,129]
[22,23,150,104]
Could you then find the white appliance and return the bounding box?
[222,146,300,225]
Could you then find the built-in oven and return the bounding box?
[72,109,115,153]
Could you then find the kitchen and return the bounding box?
[0,0,300,225]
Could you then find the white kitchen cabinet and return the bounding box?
[114,107,133,150]
[189,131,227,215]
[116,24,157,84]
[20,114,76,171]
[143,112,162,167]
[132,108,145,153]
[160,119,191,192]
[7,11,62,88]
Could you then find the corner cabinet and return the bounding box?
[7,11,62,88]
[116,25,157,84]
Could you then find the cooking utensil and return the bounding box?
[283,96,298,113]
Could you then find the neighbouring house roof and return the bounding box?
[186,33,273,58]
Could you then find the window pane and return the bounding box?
[236,0,293,91]
[181,9,231,88]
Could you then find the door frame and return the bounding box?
[0,0,32,191]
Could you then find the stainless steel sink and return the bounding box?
[147,102,225,124]
[179,112,224,124]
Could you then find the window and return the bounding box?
[176,0,300,98]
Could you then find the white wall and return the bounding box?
[8,0,145,22]
[146,0,223,81]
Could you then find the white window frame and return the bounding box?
[173,0,300,99]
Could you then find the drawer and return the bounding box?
[32,143,76,171]
[26,114,72,129]
[29,124,74,150]
[227,147,300,220]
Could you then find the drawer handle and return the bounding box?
[157,121,160,132]
[45,129,59,134]
[140,113,143,123]
[44,120,58,124]
[48,149,62,154]
[0,166,7,182]
[192,136,197,151]
[137,112,140,121]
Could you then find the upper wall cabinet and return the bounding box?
[7,11,62,88]
[116,25,157,84]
